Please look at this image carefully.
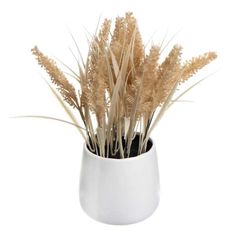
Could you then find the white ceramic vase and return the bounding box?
[79,138,160,225]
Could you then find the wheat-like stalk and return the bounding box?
[138,45,160,118]
[32,46,79,109]
[181,52,217,82]
[32,12,217,158]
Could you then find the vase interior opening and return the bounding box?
[86,133,153,159]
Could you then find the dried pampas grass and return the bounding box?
[31,12,217,158]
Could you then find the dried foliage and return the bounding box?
[181,52,217,82]
[31,46,79,109]
[32,12,217,158]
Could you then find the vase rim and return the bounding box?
[83,136,155,161]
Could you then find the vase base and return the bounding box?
[79,196,160,225]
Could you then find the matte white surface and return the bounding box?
[79,142,160,225]
[1,0,236,235]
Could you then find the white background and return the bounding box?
[1,0,236,235]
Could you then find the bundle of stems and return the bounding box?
[32,12,217,158]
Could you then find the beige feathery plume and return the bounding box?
[31,46,79,109]
[81,19,111,113]
[87,19,111,84]
[87,19,112,126]
[92,55,107,126]
[97,19,113,94]
[110,16,126,64]
[125,12,144,68]
[80,71,94,110]
[125,78,141,117]
[123,12,145,118]
[110,12,144,69]
[137,46,160,117]
[98,19,112,49]
[154,45,182,107]
[181,52,217,82]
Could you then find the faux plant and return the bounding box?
[31,12,217,159]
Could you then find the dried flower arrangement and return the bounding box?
[32,12,217,159]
